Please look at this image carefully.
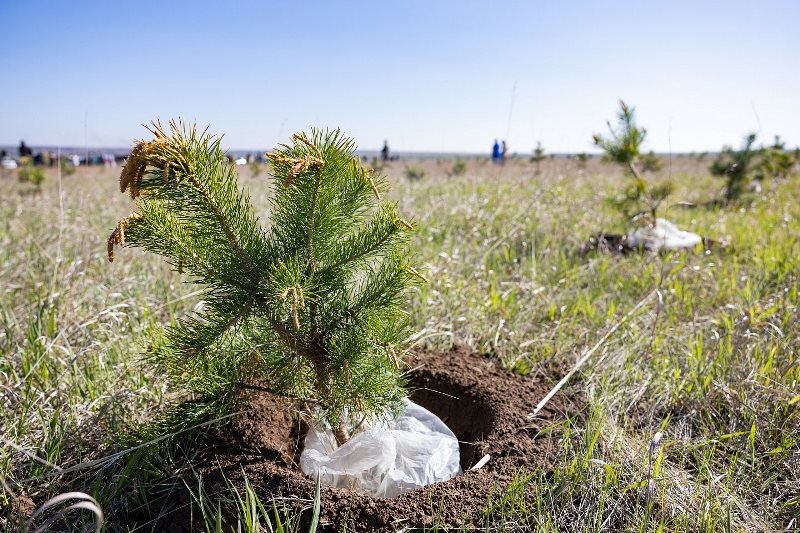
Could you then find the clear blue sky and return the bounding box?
[1,1,798,154]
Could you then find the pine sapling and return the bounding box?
[404,165,425,181]
[18,163,46,194]
[107,121,422,446]
[248,159,263,178]
[640,151,663,173]
[594,100,672,224]
[755,136,796,181]
[449,158,467,177]
[531,142,546,174]
[710,133,757,202]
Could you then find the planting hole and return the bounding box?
[408,369,495,470]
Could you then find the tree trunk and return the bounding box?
[333,419,351,447]
[312,358,352,446]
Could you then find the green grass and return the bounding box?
[1,157,798,531]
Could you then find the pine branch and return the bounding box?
[182,171,258,281]
[113,121,269,294]
[347,255,412,318]
[168,296,254,357]
[305,166,323,270]
[322,205,407,273]
[119,202,245,289]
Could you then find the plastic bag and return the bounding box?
[627,218,702,251]
[300,398,461,498]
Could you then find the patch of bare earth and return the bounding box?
[162,347,577,531]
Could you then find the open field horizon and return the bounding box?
[1,144,743,162]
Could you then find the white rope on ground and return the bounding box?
[527,288,656,419]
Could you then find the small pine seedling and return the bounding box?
[594,100,672,224]
[640,151,663,173]
[710,133,757,201]
[449,158,467,177]
[404,165,425,181]
[107,121,422,445]
[248,160,263,178]
[531,142,546,174]
[59,159,76,177]
[755,135,796,181]
[18,164,46,194]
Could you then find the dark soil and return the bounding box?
[163,347,576,531]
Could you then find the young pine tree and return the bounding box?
[710,133,757,201]
[18,163,46,194]
[755,135,796,181]
[108,122,421,445]
[575,152,590,169]
[531,142,546,174]
[593,100,672,224]
[449,158,467,177]
[640,150,663,173]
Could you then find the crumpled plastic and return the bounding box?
[299,398,461,498]
[627,218,702,251]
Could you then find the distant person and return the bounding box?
[0,149,7,159]
[381,140,390,162]
[18,141,32,158]
[492,139,500,164]
[501,140,507,164]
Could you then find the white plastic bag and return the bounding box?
[299,398,461,498]
[627,218,702,251]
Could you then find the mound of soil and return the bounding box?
[167,347,575,531]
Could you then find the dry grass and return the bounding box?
[1,154,798,531]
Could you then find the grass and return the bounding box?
[1,156,798,531]
[186,472,321,533]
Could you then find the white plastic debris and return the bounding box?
[300,398,461,498]
[627,218,702,251]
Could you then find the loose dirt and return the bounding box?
[165,347,577,531]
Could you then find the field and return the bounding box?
[1,155,799,531]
